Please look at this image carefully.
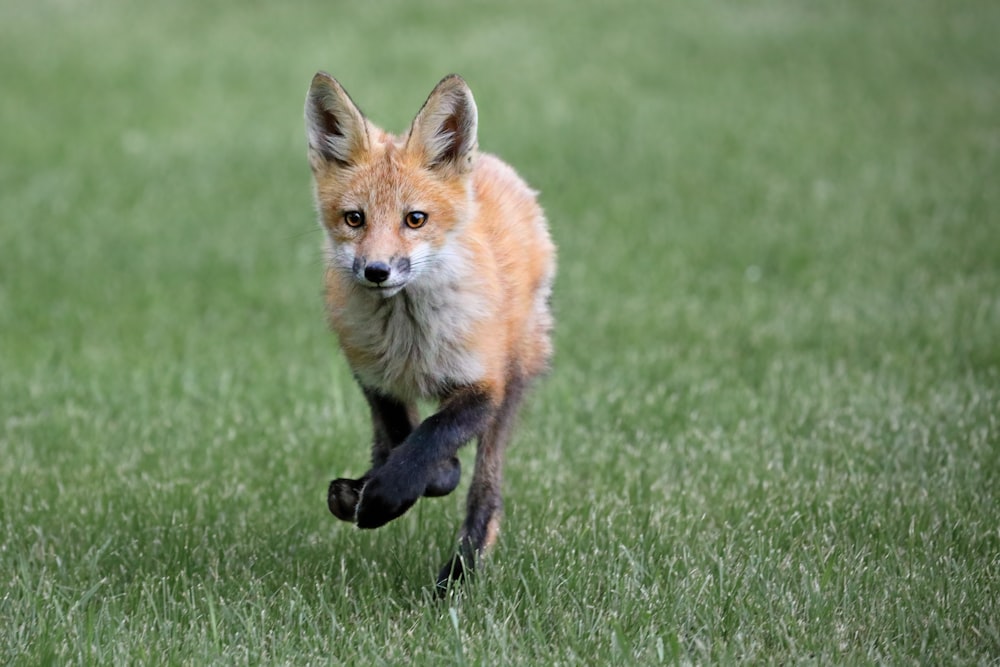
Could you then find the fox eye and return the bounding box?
[405,211,428,229]
[343,210,365,228]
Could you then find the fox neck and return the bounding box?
[334,242,489,402]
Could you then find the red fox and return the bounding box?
[304,72,556,587]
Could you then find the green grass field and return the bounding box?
[2,0,998,663]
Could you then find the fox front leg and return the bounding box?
[363,388,463,498]
[328,388,464,522]
[328,388,414,521]
[353,385,494,529]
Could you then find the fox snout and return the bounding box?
[353,256,411,289]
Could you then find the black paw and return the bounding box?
[424,456,461,497]
[328,477,363,522]
[355,468,422,529]
[435,552,472,594]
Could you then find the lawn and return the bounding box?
[2,0,998,663]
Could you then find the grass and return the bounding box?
[2,0,998,663]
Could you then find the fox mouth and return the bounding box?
[363,282,406,297]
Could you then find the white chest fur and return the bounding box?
[338,268,489,401]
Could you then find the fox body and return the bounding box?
[304,72,555,587]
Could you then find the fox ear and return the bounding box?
[407,75,478,172]
[305,72,369,169]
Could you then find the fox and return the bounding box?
[303,72,556,588]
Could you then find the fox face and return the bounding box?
[307,73,478,299]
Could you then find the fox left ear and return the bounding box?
[407,75,478,172]
[305,72,369,171]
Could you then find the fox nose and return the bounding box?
[364,262,391,284]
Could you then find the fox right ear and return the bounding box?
[305,72,369,170]
[407,75,478,173]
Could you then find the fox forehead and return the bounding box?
[315,138,403,204]
[316,139,445,206]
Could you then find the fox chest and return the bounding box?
[334,287,487,401]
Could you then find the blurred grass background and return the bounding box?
[1,0,998,663]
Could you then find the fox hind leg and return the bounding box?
[437,374,528,589]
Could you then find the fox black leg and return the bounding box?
[437,375,527,591]
[328,388,417,521]
[364,387,419,466]
[364,387,461,494]
[354,384,494,529]
[329,387,469,522]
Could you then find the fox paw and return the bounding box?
[435,553,470,593]
[436,541,485,594]
[424,456,461,497]
[355,468,422,529]
[328,477,364,522]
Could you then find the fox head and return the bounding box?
[305,73,479,298]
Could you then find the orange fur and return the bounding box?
[305,72,554,585]
[308,74,554,405]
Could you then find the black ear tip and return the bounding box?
[436,73,472,95]
[310,71,341,92]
